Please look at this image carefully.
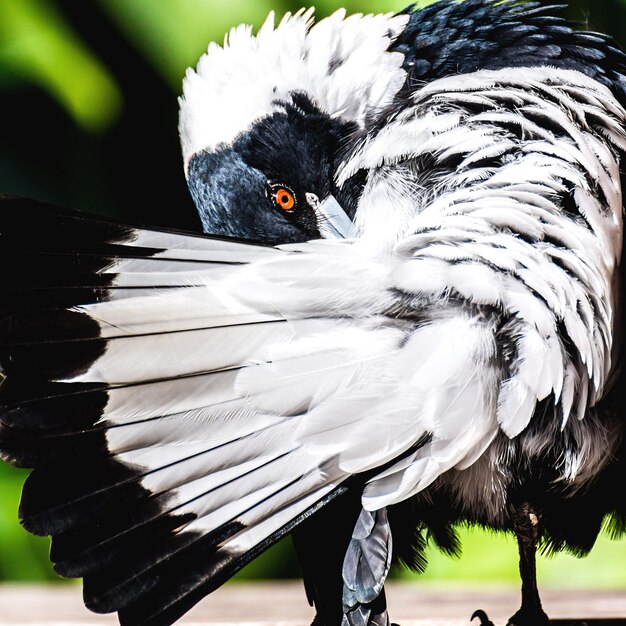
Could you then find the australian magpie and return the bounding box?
[1,2,626,626]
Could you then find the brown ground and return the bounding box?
[0,582,624,625]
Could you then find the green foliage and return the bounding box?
[395,527,626,587]
[96,0,435,92]
[0,463,57,581]
[0,0,434,131]
[0,0,121,131]
[96,0,281,91]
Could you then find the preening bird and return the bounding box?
[2,1,626,626]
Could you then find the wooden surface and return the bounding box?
[0,582,624,625]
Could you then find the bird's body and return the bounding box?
[1,2,626,626]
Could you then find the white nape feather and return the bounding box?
[178,9,408,168]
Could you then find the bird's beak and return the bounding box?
[306,193,356,239]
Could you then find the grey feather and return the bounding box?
[342,507,392,625]
[341,604,390,626]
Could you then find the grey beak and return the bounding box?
[306,193,357,239]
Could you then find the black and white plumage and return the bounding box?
[2,2,626,626]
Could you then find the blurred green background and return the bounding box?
[1,0,626,588]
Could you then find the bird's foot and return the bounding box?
[506,606,550,626]
[471,609,496,626]
[471,607,553,626]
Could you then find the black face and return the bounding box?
[186,93,358,245]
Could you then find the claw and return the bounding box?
[471,610,496,626]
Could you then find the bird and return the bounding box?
[1,1,626,626]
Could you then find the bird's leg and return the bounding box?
[292,489,363,626]
[507,501,549,626]
[471,502,549,626]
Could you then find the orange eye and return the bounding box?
[272,186,296,211]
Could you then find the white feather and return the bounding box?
[179,9,408,167]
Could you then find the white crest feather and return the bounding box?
[178,8,409,169]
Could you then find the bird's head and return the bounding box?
[178,8,409,244]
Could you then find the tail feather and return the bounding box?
[116,482,346,626]
[78,465,341,615]
[59,460,296,586]
[17,408,300,532]
[50,450,298,573]
[3,320,292,383]
[0,196,359,626]
[0,194,277,257]
[0,367,258,431]
[0,380,110,431]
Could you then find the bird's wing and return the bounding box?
[338,64,626,509]
[0,197,365,624]
[0,196,431,626]
[0,198,509,625]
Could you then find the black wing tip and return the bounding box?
[0,194,89,222]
